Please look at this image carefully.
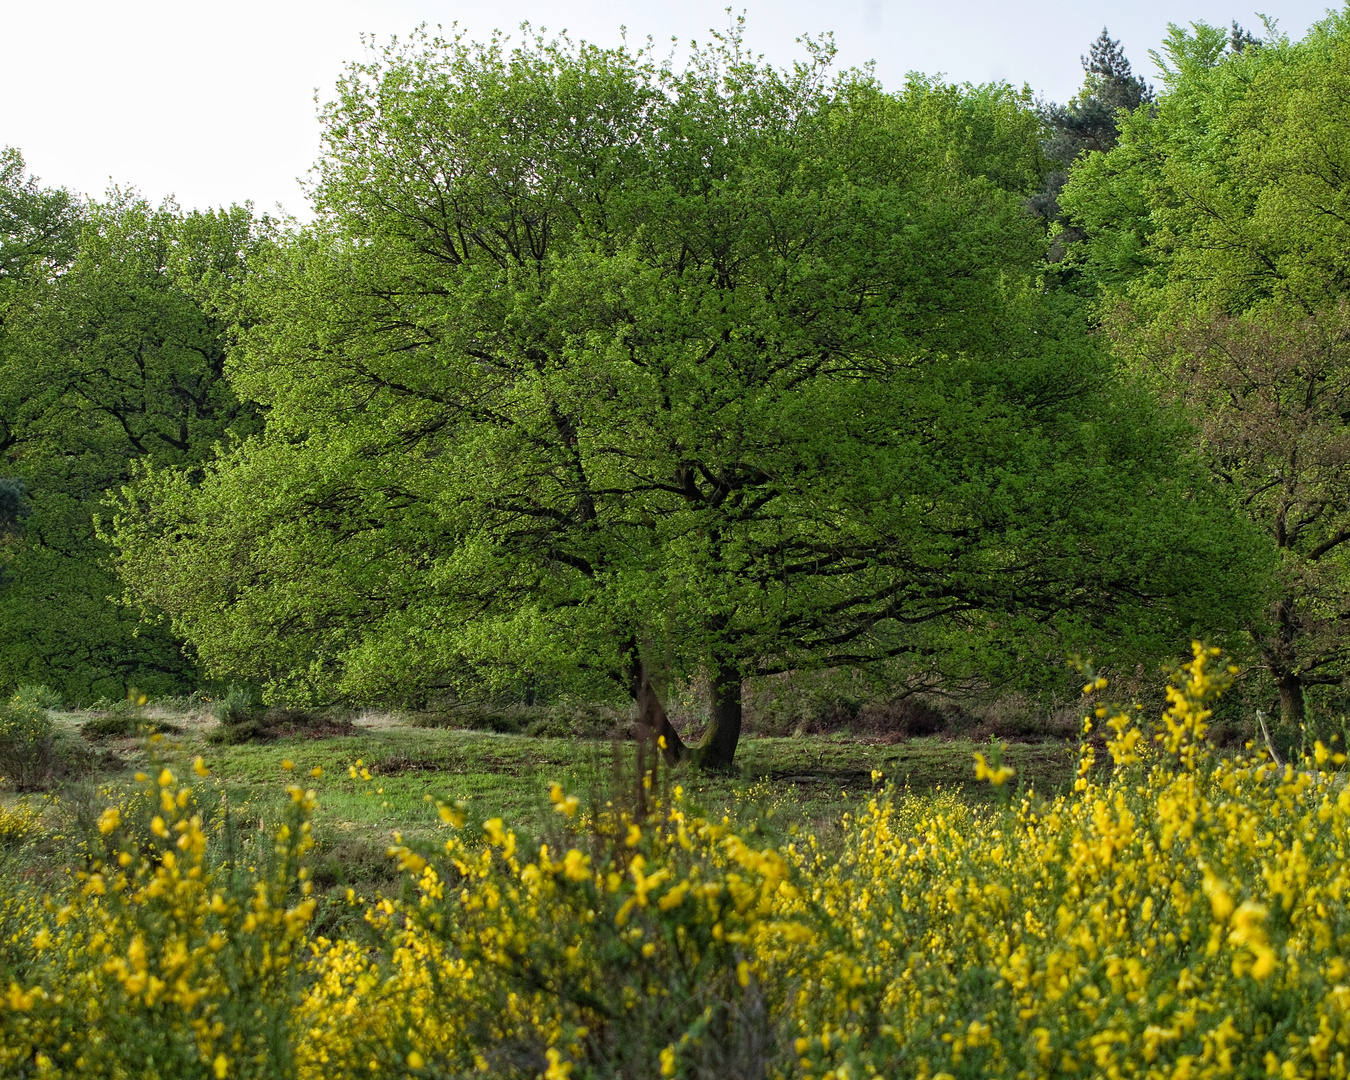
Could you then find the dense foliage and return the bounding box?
[8,11,1350,1079]
[0,12,1347,755]
[1063,9,1350,726]
[0,162,264,699]
[108,29,1262,766]
[5,648,1350,1077]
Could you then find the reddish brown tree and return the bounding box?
[1120,302,1350,723]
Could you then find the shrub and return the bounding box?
[0,691,56,791]
[410,704,628,739]
[7,646,1350,1078]
[0,759,318,1077]
[211,683,256,725]
[206,706,355,745]
[206,717,269,745]
[208,685,272,744]
[81,715,183,739]
[13,684,62,710]
[0,802,38,847]
[301,644,1350,1078]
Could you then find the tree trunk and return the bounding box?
[1277,670,1306,728]
[695,663,742,771]
[637,675,688,766]
[624,640,688,766]
[1267,593,1307,729]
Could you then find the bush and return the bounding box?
[207,706,355,745]
[8,646,1350,1078]
[0,802,38,847]
[411,703,628,739]
[211,683,256,725]
[206,717,269,745]
[296,646,1350,1078]
[81,715,183,739]
[0,760,317,1077]
[0,691,56,791]
[14,684,63,710]
[208,685,271,744]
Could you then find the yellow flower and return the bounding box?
[1202,868,1234,922]
[281,759,294,772]
[97,807,120,835]
[310,766,323,778]
[544,1048,572,1080]
[213,1053,229,1078]
[973,752,1015,786]
[437,801,466,828]
[193,757,209,777]
[561,848,590,882]
[660,1045,676,1076]
[407,1051,425,1069]
[549,782,581,817]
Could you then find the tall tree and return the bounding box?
[1063,12,1350,725]
[0,148,81,293]
[0,192,264,698]
[1113,305,1350,725]
[113,28,1264,764]
[1029,29,1153,254]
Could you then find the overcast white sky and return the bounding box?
[0,0,1339,217]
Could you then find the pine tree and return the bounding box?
[1031,30,1153,255]
[1230,21,1260,53]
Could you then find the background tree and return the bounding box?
[1029,29,1153,253]
[0,188,264,698]
[0,152,75,615]
[1115,305,1350,725]
[1031,21,1263,260]
[0,148,80,293]
[1063,11,1350,725]
[112,28,1265,765]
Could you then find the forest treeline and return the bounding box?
[1,13,1348,766]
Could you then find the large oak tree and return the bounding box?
[113,28,1263,764]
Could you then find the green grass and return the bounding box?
[7,710,1081,907]
[157,727,1075,826]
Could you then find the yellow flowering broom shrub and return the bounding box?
[0,802,39,847]
[5,643,1350,1078]
[297,777,807,1079]
[0,759,318,1079]
[781,645,1350,1080]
